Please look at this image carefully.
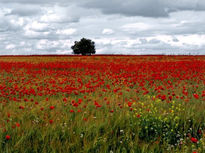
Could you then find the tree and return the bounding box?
[71,38,96,55]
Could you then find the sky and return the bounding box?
[0,0,205,55]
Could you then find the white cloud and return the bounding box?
[102,29,114,35]
[56,28,76,35]
[25,21,48,32]
[121,22,152,33]
[0,1,205,55]
[6,44,15,49]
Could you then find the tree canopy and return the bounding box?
[71,38,96,55]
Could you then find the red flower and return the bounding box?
[137,114,141,118]
[70,109,74,113]
[16,123,20,127]
[83,118,87,121]
[78,98,82,104]
[110,110,114,113]
[193,93,199,99]
[49,120,53,124]
[5,135,10,140]
[191,137,198,143]
[128,102,132,107]
[50,106,55,110]
[73,103,78,107]
[19,106,24,109]
[161,95,166,101]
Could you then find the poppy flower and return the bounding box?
[16,123,20,127]
[193,93,199,99]
[49,120,53,124]
[19,106,24,109]
[191,137,198,143]
[128,102,132,107]
[83,118,87,121]
[50,106,55,110]
[5,135,10,140]
[70,109,74,113]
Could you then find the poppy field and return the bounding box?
[0,55,205,153]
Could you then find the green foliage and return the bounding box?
[71,38,96,55]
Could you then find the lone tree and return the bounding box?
[71,38,96,55]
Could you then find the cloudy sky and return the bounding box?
[0,0,205,55]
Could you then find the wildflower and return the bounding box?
[137,114,141,118]
[83,118,87,121]
[128,102,132,107]
[70,109,74,113]
[73,103,78,107]
[193,93,199,99]
[80,133,83,138]
[49,120,53,124]
[5,135,10,140]
[50,106,55,110]
[191,137,198,143]
[16,123,20,127]
[19,106,24,109]
[161,95,166,101]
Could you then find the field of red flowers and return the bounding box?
[0,55,205,153]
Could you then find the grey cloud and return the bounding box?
[0,17,21,32]
[172,38,179,42]
[82,0,205,18]
[0,0,205,55]
[0,0,68,4]
[2,0,205,18]
[6,5,42,16]
[83,0,168,17]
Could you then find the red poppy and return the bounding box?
[5,135,10,140]
[70,109,74,113]
[191,137,198,143]
[193,93,199,99]
[128,102,132,107]
[50,106,55,110]
[19,106,24,109]
[83,118,87,121]
[16,123,20,127]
